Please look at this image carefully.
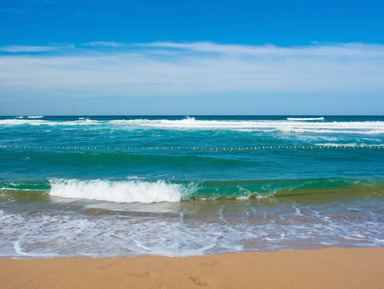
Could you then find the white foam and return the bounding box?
[287,117,324,121]
[2,197,384,258]
[49,179,192,203]
[1,117,384,135]
[107,118,384,134]
[27,116,43,119]
[316,143,384,147]
[14,242,34,257]
[0,118,100,126]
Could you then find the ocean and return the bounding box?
[0,115,384,258]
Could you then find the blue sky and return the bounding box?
[0,0,384,115]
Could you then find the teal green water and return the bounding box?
[1,115,384,257]
[1,178,384,201]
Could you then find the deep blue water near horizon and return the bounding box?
[1,115,384,258]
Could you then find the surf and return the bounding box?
[2,178,383,203]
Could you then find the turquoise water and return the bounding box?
[1,115,384,257]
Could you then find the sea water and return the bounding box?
[0,115,384,258]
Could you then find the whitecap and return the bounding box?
[287,117,325,121]
[49,178,195,203]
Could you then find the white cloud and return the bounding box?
[0,42,383,100]
[82,41,122,47]
[144,41,384,57]
[0,45,57,53]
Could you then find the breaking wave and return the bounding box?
[2,178,383,203]
[287,117,324,121]
[48,178,193,203]
[109,117,384,134]
[0,116,383,134]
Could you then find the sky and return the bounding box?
[0,0,383,115]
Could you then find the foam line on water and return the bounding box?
[108,118,384,134]
[1,198,384,258]
[1,117,384,134]
[0,118,99,126]
[14,242,34,257]
[287,117,325,121]
[316,143,384,147]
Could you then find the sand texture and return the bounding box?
[1,248,384,289]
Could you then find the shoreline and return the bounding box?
[1,247,384,289]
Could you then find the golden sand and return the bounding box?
[1,248,384,289]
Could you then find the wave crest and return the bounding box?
[49,179,193,203]
[287,117,324,121]
[1,117,384,134]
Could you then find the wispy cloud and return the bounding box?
[0,42,383,101]
[82,41,122,47]
[0,45,57,53]
[145,41,384,58]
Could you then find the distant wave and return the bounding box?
[316,143,384,147]
[1,117,384,134]
[0,118,99,126]
[27,116,44,119]
[110,118,384,134]
[287,117,324,121]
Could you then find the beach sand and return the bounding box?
[1,247,383,289]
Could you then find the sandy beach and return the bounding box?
[1,247,383,289]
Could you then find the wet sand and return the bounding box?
[1,247,384,289]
